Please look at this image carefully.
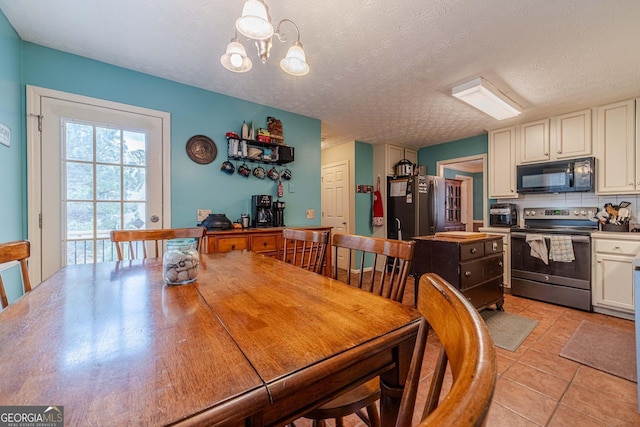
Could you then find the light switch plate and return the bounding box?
[289,182,295,193]
[197,209,212,222]
[306,209,315,219]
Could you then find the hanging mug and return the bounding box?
[238,163,251,177]
[280,168,292,180]
[267,167,279,181]
[253,166,266,179]
[221,161,235,174]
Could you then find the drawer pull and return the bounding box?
[464,271,472,277]
[263,242,267,246]
[470,248,477,254]
[498,261,503,267]
[231,245,236,250]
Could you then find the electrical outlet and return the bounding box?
[197,209,211,222]
[306,209,315,219]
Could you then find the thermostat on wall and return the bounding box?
[0,123,10,147]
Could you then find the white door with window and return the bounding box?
[27,86,171,283]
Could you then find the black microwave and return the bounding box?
[516,157,595,194]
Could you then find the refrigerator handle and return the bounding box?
[395,217,402,240]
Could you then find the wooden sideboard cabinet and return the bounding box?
[206,226,332,276]
[412,235,504,310]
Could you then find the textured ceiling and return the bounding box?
[2,0,640,150]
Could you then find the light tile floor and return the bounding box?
[292,292,639,426]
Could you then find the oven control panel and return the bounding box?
[523,207,597,220]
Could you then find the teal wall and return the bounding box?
[355,141,374,237]
[20,43,322,228]
[418,133,496,215]
[0,10,25,302]
[418,134,487,176]
[443,169,484,220]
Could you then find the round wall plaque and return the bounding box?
[186,135,217,164]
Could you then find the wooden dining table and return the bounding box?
[0,250,424,426]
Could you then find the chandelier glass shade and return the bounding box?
[236,0,274,40]
[221,0,309,76]
[220,37,253,73]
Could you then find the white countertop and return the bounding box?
[591,231,640,241]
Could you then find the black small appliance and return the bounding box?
[252,195,273,228]
[272,200,286,227]
[516,156,595,194]
[489,203,518,227]
[198,213,232,230]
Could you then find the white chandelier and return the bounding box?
[220,0,309,76]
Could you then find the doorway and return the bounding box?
[437,154,487,230]
[27,86,171,284]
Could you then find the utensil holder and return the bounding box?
[601,223,629,232]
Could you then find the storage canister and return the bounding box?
[163,238,200,285]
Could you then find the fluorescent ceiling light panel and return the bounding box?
[452,78,521,120]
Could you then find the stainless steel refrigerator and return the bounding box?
[387,175,445,240]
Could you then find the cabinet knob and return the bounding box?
[498,261,503,267]
[470,248,477,254]
[597,260,602,263]
[464,271,472,277]
[231,245,236,250]
[544,152,549,155]
[263,242,267,246]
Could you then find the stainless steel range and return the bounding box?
[511,207,598,311]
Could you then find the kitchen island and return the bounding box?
[412,233,504,310]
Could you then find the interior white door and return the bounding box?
[35,94,167,282]
[321,161,350,270]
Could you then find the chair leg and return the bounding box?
[335,417,344,427]
[365,404,381,427]
[312,420,326,427]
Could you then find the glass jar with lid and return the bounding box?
[163,238,200,285]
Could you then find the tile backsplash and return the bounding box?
[497,193,640,227]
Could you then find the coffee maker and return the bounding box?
[252,195,273,228]
[272,200,286,227]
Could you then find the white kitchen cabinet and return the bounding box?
[488,126,518,198]
[596,99,637,194]
[519,110,592,164]
[592,235,638,317]
[519,119,550,164]
[479,227,511,289]
[386,144,417,176]
[555,108,592,159]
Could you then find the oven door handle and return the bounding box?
[511,232,590,243]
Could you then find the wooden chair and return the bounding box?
[0,240,32,309]
[394,273,497,427]
[302,233,415,427]
[281,229,330,274]
[110,227,206,260]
